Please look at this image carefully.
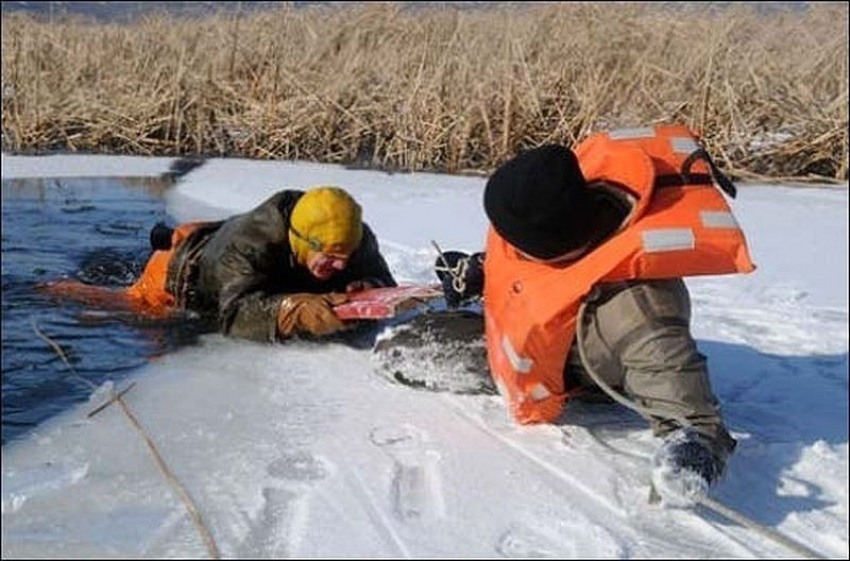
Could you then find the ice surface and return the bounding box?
[1,154,847,558]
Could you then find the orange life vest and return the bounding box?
[483,125,756,424]
[124,221,208,314]
[37,222,209,318]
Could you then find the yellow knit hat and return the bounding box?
[289,186,363,264]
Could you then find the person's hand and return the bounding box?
[345,280,375,293]
[277,293,348,338]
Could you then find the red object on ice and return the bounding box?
[333,284,443,320]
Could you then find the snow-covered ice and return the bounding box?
[1,153,847,558]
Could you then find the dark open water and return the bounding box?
[1,176,209,446]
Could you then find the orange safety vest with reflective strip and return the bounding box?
[483,125,756,425]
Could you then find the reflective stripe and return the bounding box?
[642,228,695,252]
[495,381,510,403]
[502,334,533,374]
[609,127,655,140]
[700,210,739,229]
[529,383,551,401]
[671,137,699,154]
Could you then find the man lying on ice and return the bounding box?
[42,186,397,341]
[379,124,755,509]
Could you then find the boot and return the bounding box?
[651,427,727,508]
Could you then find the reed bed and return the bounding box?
[2,3,847,182]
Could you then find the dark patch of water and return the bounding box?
[1,176,211,446]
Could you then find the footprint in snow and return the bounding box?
[236,452,330,558]
[496,519,624,558]
[369,424,444,521]
[267,451,329,483]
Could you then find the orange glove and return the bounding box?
[277,293,349,339]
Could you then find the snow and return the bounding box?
[0,153,177,179]
[1,153,848,559]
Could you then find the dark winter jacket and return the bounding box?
[166,190,396,341]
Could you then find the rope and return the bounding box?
[698,496,824,559]
[87,382,136,418]
[431,239,468,295]
[32,321,221,559]
[573,304,827,560]
[574,302,692,427]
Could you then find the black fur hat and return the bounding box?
[483,145,592,259]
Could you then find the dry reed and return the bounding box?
[2,3,847,182]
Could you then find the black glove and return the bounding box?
[149,222,174,251]
[434,251,485,308]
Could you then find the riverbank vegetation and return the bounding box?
[2,2,847,182]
